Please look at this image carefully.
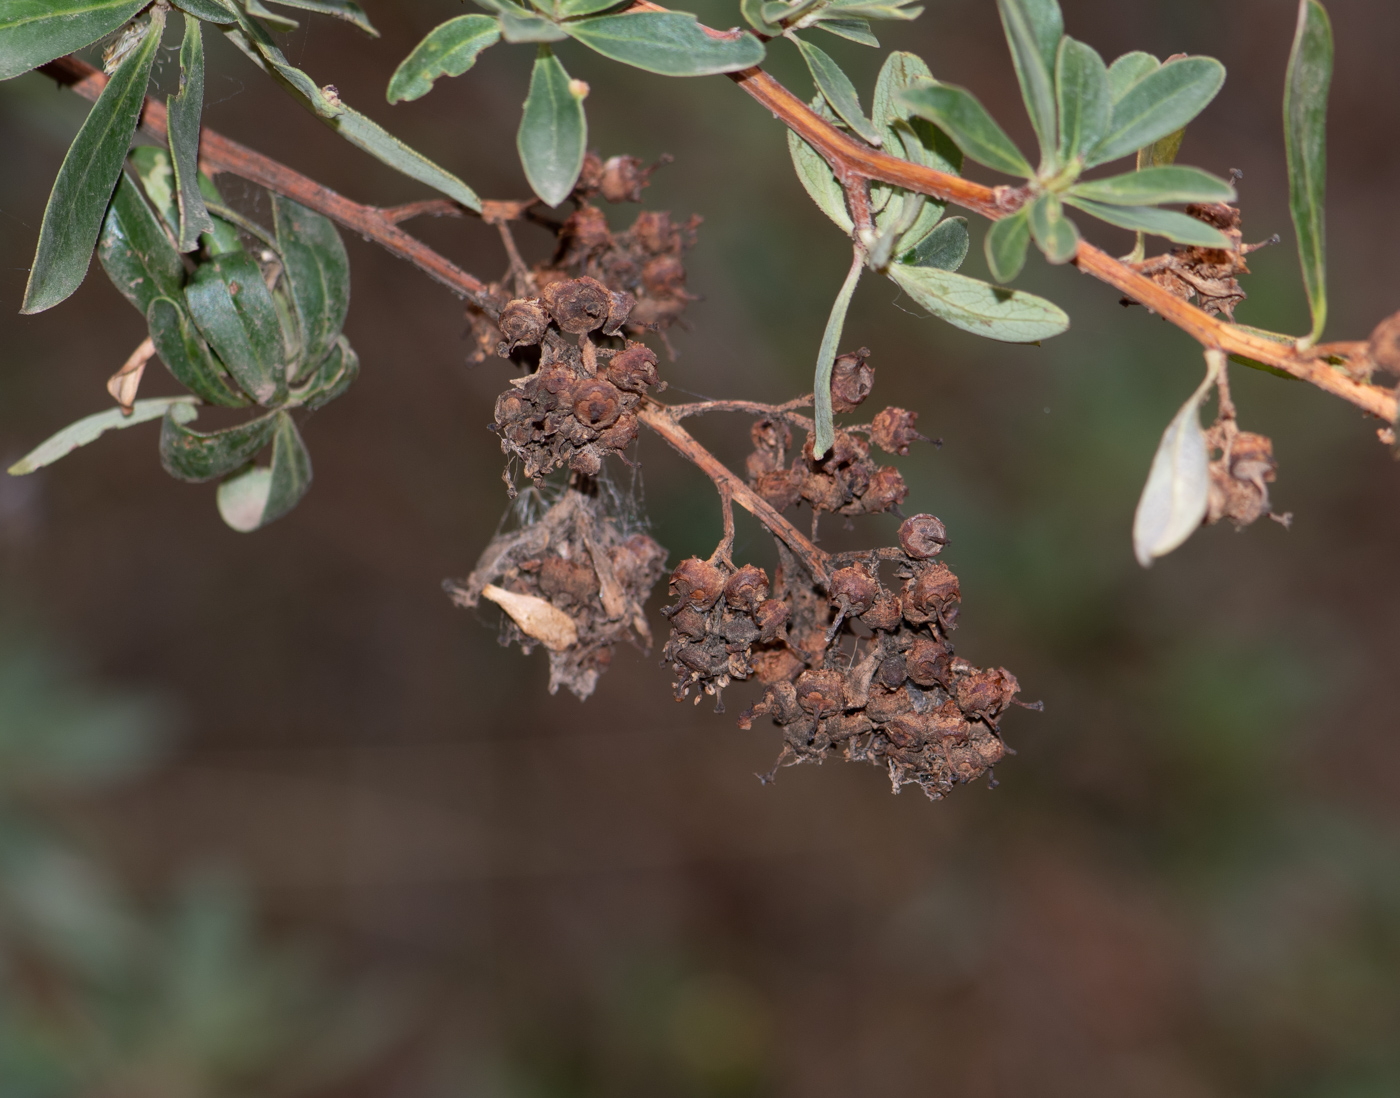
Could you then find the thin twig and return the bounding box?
[666,396,813,422]
[378,198,468,224]
[709,482,736,568]
[495,221,533,298]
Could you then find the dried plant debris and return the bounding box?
[1205,426,1281,528]
[445,488,667,700]
[658,515,1021,802]
[1130,201,1278,320]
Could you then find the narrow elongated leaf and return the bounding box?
[8,398,199,476]
[1027,193,1079,263]
[1106,51,1157,102]
[899,216,968,270]
[1284,0,1331,344]
[562,12,764,76]
[871,51,959,227]
[263,0,377,36]
[20,7,163,314]
[787,129,852,232]
[0,0,146,81]
[195,170,244,254]
[215,412,312,530]
[794,37,880,145]
[898,82,1032,177]
[517,46,587,207]
[1069,165,1234,206]
[159,410,279,483]
[146,296,249,407]
[820,0,921,20]
[128,146,181,232]
[298,335,359,410]
[984,206,1030,283]
[813,254,864,458]
[386,15,500,103]
[244,0,298,30]
[815,18,877,47]
[1064,196,1229,247]
[173,0,238,23]
[557,0,627,15]
[1132,362,1217,567]
[271,194,349,375]
[97,173,185,316]
[1087,56,1225,167]
[889,262,1068,342]
[184,253,288,406]
[168,14,216,253]
[995,0,1061,166]
[741,0,780,34]
[1055,36,1108,163]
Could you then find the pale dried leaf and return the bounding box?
[1132,362,1217,567]
[482,583,579,651]
[106,337,155,413]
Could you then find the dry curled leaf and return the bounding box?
[481,584,578,651]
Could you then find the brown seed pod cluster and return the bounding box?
[1129,202,1277,321]
[445,489,667,700]
[1206,427,1280,528]
[747,416,911,525]
[492,290,660,484]
[708,515,1021,800]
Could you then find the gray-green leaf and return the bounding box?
[1284,0,1331,344]
[0,0,147,81]
[297,335,359,411]
[794,36,880,145]
[272,193,350,376]
[1106,50,1158,103]
[168,14,216,253]
[1028,193,1079,264]
[889,262,1068,342]
[897,82,1032,177]
[1068,165,1234,206]
[984,207,1030,283]
[814,18,877,47]
[20,6,164,314]
[1063,195,1229,247]
[97,172,185,316]
[173,0,238,24]
[147,296,250,407]
[995,0,1061,168]
[1087,56,1225,168]
[787,128,851,233]
[261,0,376,36]
[386,15,500,104]
[517,45,587,207]
[1132,361,1216,567]
[1055,36,1108,164]
[813,253,864,458]
[184,253,289,406]
[899,216,968,270]
[562,12,764,76]
[159,409,279,483]
[215,412,312,530]
[8,397,199,476]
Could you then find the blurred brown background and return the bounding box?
[2,1,1399,1094]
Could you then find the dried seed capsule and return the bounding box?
[898,514,948,559]
[906,637,952,688]
[799,472,846,513]
[542,276,612,334]
[865,684,914,723]
[568,447,602,476]
[752,646,803,684]
[871,407,922,455]
[562,205,611,251]
[538,555,599,603]
[1229,431,1276,484]
[830,566,878,614]
[642,254,686,298]
[803,430,867,470]
[955,667,1019,722]
[795,669,845,715]
[602,289,635,336]
[494,390,534,428]
[669,557,725,611]
[670,606,708,638]
[632,210,677,255]
[753,598,789,643]
[904,563,960,626]
[876,655,907,689]
[605,343,659,393]
[498,299,550,350]
[927,699,970,739]
[859,589,902,632]
[755,469,802,512]
[752,418,791,454]
[598,412,638,452]
[853,467,907,514]
[724,564,769,612]
[829,347,874,412]
[825,712,873,742]
[575,152,605,195]
[571,378,624,428]
[600,155,648,203]
[884,713,926,749]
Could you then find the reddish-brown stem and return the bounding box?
[378,198,467,224]
[667,396,813,422]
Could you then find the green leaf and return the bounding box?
[1284,0,1331,344]
[244,0,299,31]
[517,45,587,207]
[297,335,359,410]
[168,14,216,253]
[787,128,851,233]
[814,18,877,47]
[1063,195,1229,247]
[1087,56,1225,167]
[97,172,185,316]
[556,0,627,15]
[889,262,1068,342]
[563,12,764,76]
[897,82,1032,177]
[173,0,238,24]
[495,3,567,43]
[1068,165,1235,206]
[899,216,968,270]
[159,409,279,483]
[271,193,349,376]
[8,397,199,476]
[1132,360,1217,567]
[184,253,289,406]
[261,0,377,36]
[984,206,1030,283]
[812,254,864,458]
[215,412,312,530]
[20,6,164,314]
[1028,193,1079,263]
[128,145,180,230]
[762,0,823,25]
[995,0,1061,168]
[0,0,147,81]
[821,0,921,21]
[1106,50,1158,103]
[386,15,500,104]
[740,0,780,34]
[871,51,961,230]
[146,296,250,407]
[195,170,244,254]
[793,37,880,146]
[1137,128,1184,170]
[1055,36,1108,164]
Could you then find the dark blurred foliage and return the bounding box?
[2,1,1400,1094]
